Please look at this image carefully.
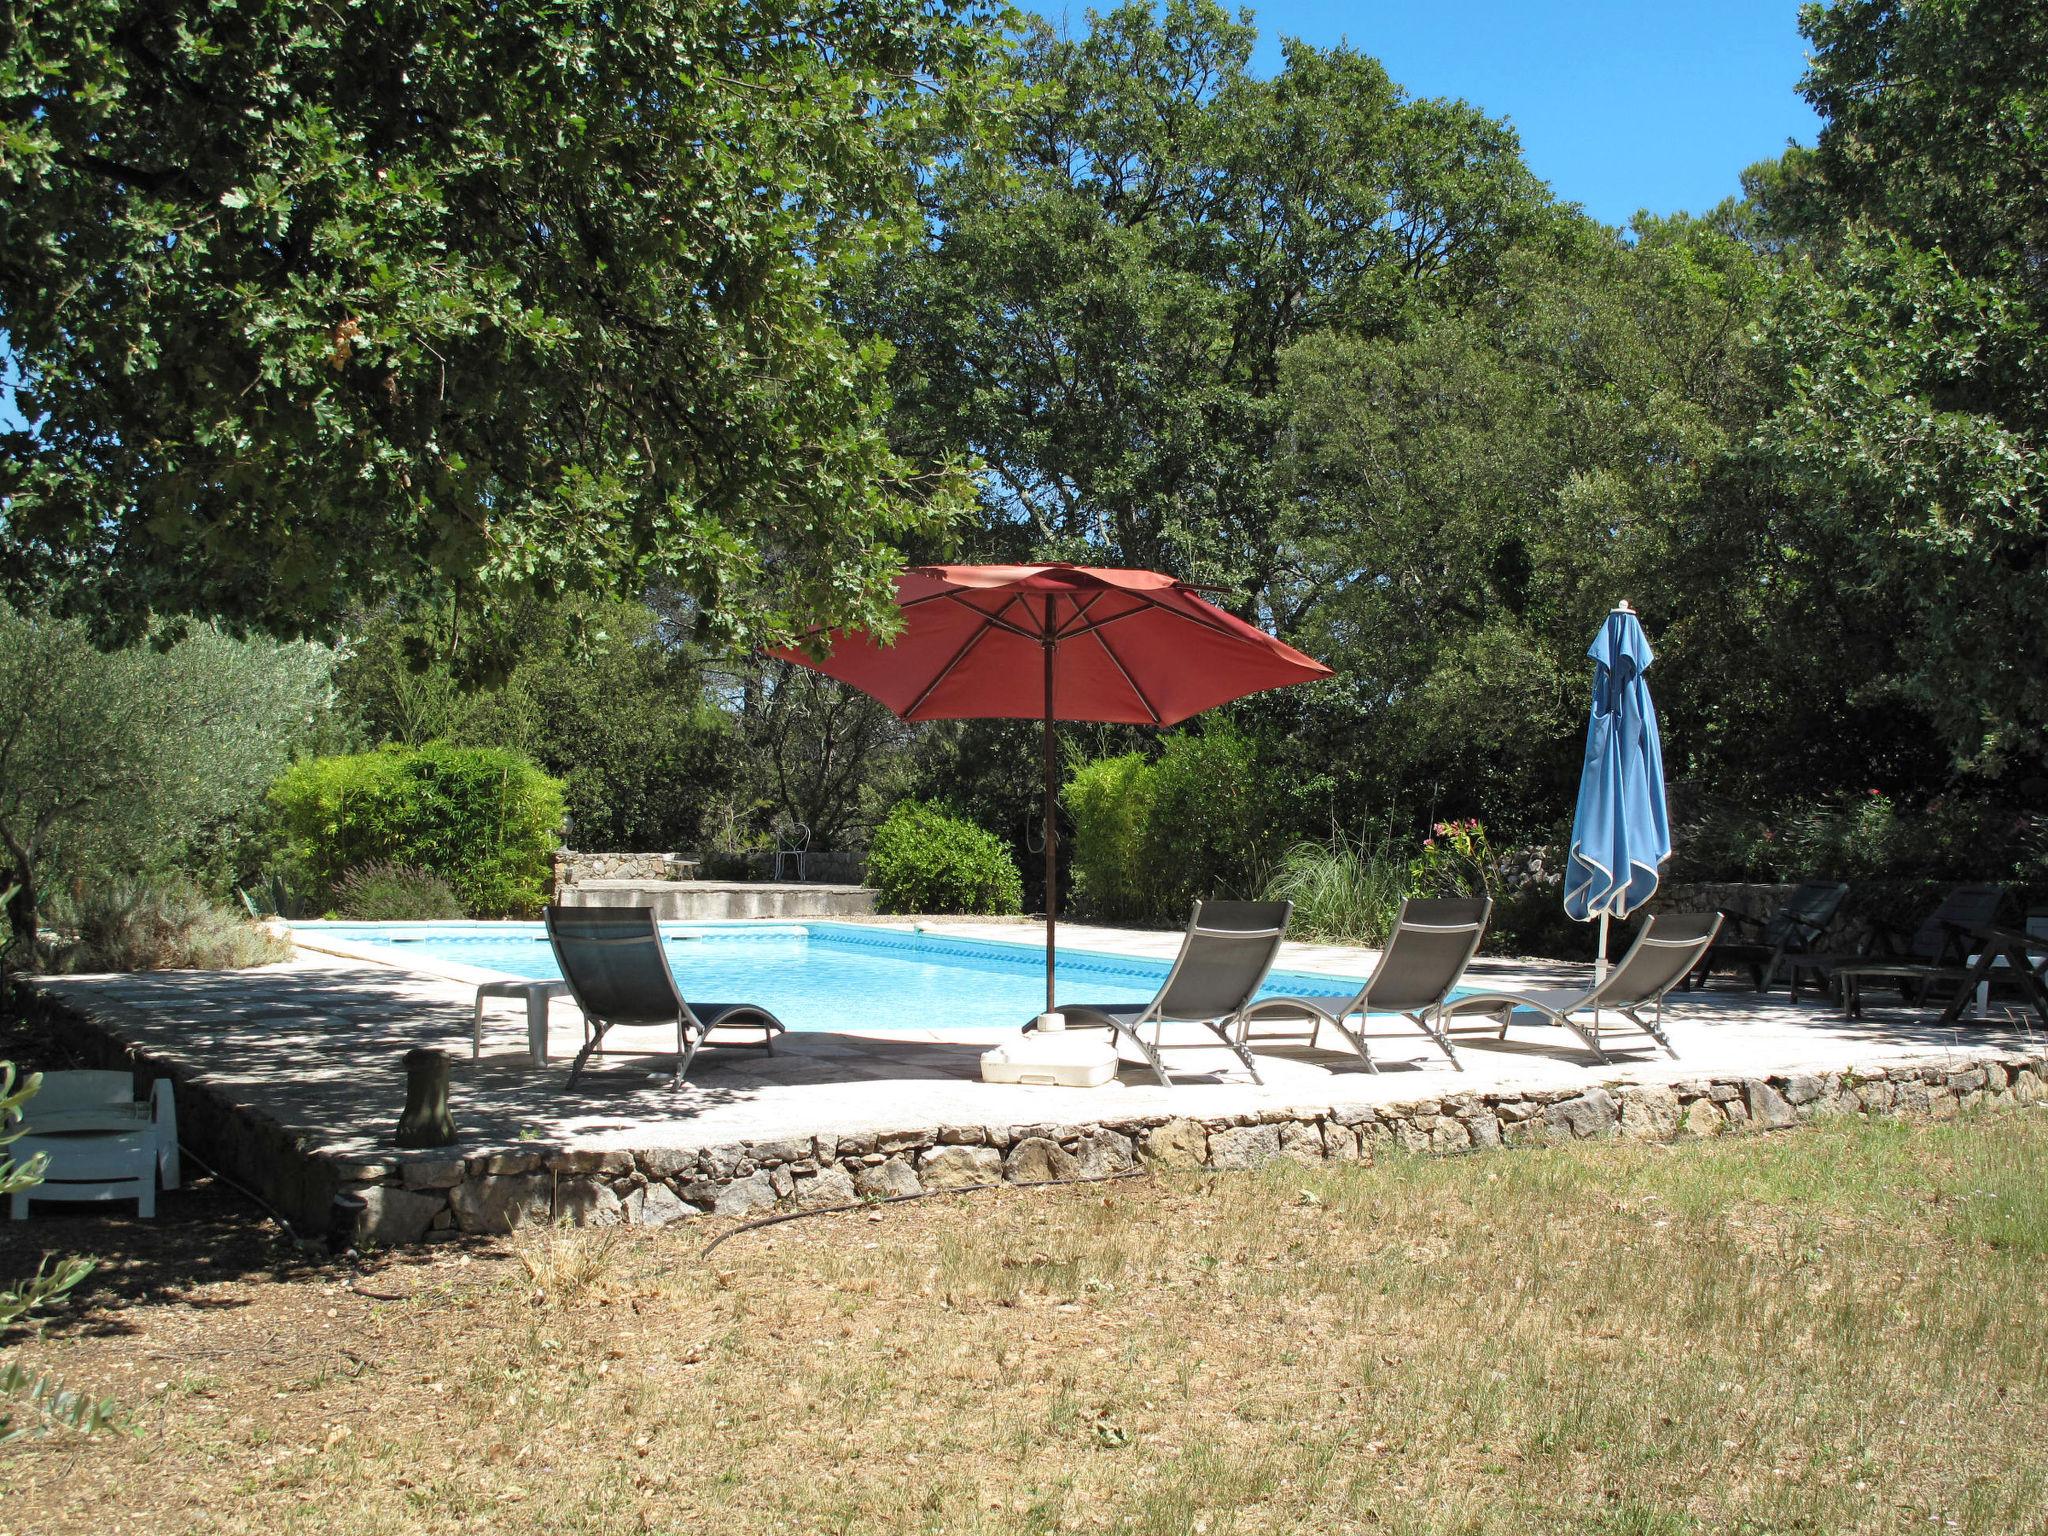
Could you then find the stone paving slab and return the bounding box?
[31,917,2045,1243]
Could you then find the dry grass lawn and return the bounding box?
[4,1108,2047,1535]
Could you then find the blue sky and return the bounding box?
[1239,0,1821,228]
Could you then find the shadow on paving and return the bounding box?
[36,962,1041,1151]
[0,1177,319,1341]
[1668,968,2042,1054]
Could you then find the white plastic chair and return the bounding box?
[8,1071,178,1220]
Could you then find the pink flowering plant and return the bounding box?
[1407,818,1500,901]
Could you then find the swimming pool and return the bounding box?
[301,920,1363,1034]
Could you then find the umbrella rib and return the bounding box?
[902,604,1021,718]
[941,591,1043,642]
[1051,591,1109,639]
[1090,624,1161,725]
[1059,588,1260,647]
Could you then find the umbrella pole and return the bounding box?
[1596,911,1611,984]
[1042,608,1057,1016]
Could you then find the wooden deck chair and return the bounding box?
[1806,884,2008,1016]
[1688,880,1848,993]
[1935,905,2048,1028]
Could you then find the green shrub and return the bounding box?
[867,800,1023,915]
[1262,835,1408,944]
[269,744,565,916]
[1142,727,1269,917]
[1673,791,2047,889]
[44,879,293,972]
[1064,753,1155,920]
[1064,726,1272,923]
[331,861,466,921]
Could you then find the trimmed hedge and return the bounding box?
[867,800,1023,916]
[270,744,564,917]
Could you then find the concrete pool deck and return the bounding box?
[31,917,2048,1245]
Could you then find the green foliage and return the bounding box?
[0,0,1002,649]
[1274,216,1776,829]
[1263,820,1503,948]
[1063,755,1156,921]
[1407,819,1500,903]
[1062,728,1272,923]
[1675,794,2048,888]
[336,598,739,854]
[1799,0,2048,287]
[1141,728,1271,919]
[331,862,466,923]
[1732,0,2048,775]
[235,872,315,923]
[269,744,565,916]
[0,1361,125,1445]
[1261,836,1408,946]
[0,604,335,954]
[866,800,1022,916]
[1756,234,2047,770]
[42,879,294,973]
[867,0,1552,592]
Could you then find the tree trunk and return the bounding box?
[3,859,36,961]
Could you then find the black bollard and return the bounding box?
[395,1047,458,1148]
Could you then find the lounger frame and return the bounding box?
[1055,900,1292,1087]
[1237,897,1491,1072]
[545,906,784,1090]
[1441,911,1721,1064]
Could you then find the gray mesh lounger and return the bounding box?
[1438,910,1721,1064]
[1237,897,1491,1072]
[545,905,785,1089]
[1050,900,1292,1087]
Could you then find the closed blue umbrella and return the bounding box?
[1563,602,1670,972]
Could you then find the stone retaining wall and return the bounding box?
[552,850,697,891]
[327,1052,2048,1246]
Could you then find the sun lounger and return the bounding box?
[1050,900,1292,1087]
[545,905,785,1089]
[1439,910,1721,1063]
[1237,897,1490,1071]
[1689,880,1847,993]
[1798,884,2007,1016]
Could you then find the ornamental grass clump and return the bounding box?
[47,879,292,973]
[1261,834,1408,945]
[331,861,466,922]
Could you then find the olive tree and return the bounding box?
[0,606,334,953]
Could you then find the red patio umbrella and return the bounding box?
[771,563,1332,1014]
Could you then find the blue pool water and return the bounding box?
[304,921,1362,1034]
